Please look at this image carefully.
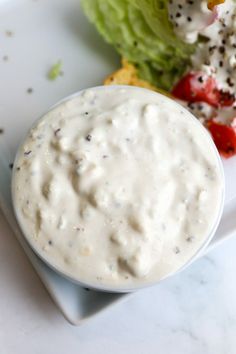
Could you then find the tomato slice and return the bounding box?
[172,73,235,108]
[172,72,236,157]
[208,118,236,158]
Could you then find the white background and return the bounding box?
[1,1,236,352]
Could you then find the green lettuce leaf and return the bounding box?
[81,0,196,90]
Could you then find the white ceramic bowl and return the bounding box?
[11,85,225,293]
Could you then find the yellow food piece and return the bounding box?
[207,0,225,10]
[104,59,171,97]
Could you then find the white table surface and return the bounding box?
[1,209,236,354]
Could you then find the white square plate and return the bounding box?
[1,0,236,325]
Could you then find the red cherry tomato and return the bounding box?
[208,118,236,158]
[172,73,235,108]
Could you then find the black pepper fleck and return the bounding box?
[174,246,180,254]
[186,236,195,243]
[226,77,234,87]
[9,163,13,169]
[209,45,216,53]
[27,88,33,94]
[0,128,4,134]
[198,104,203,111]
[198,76,204,83]
[188,102,194,110]
[218,46,225,54]
[54,128,61,136]
[24,150,32,156]
[85,134,92,142]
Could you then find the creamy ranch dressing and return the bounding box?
[185,100,236,125]
[192,0,236,95]
[168,0,212,43]
[12,87,224,289]
[169,0,236,95]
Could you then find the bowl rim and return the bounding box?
[11,84,225,293]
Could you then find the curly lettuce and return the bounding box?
[81,0,196,90]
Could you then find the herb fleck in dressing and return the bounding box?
[12,87,223,289]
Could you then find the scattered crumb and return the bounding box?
[48,60,63,81]
[3,55,9,62]
[0,128,4,134]
[5,30,14,37]
[27,88,33,94]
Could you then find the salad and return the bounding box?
[82,0,236,158]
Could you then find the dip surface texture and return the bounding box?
[12,87,223,289]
